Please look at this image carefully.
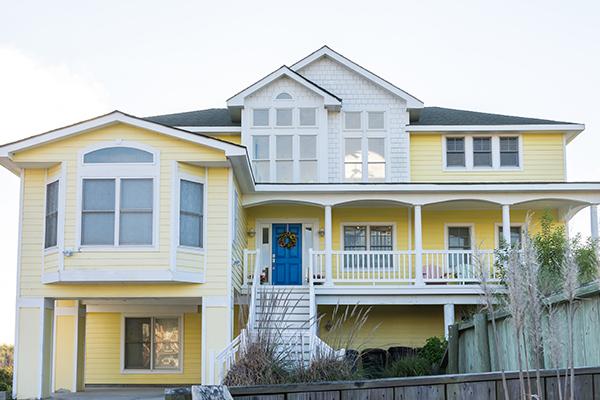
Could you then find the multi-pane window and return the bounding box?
[500,137,519,167]
[343,111,387,182]
[252,136,270,182]
[343,225,393,268]
[124,317,181,371]
[498,226,522,247]
[275,135,293,182]
[299,135,318,183]
[179,179,204,248]
[473,137,492,167]
[448,227,471,250]
[276,108,293,126]
[446,138,465,167]
[45,180,59,248]
[81,178,153,246]
[253,109,269,126]
[299,108,316,126]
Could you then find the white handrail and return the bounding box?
[308,248,317,337]
[247,248,261,333]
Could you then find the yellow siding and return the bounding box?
[318,305,444,349]
[44,251,59,273]
[410,133,566,182]
[232,177,247,293]
[15,123,232,299]
[210,134,241,145]
[85,312,201,385]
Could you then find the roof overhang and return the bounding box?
[227,65,342,111]
[407,123,585,142]
[291,46,424,109]
[0,110,249,175]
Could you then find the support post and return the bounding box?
[52,300,86,393]
[502,204,511,245]
[202,297,231,385]
[414,205,424,286]
[473,313,491,372]
[591,204,598,240]
[324,205,333,286]
[443,303,455,339]
[447,324,459,374]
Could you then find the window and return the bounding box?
[276,109,293,126]
[344,112,361,130]
[368,138,385,181]
[81,178,154,246]
[367,112,385,130]
[124,316,181,371]
[253,109,269,126]
[500,137,519,167]
[344,138,363,181]
[299,135,318,182]
[299,108,317,126]
[446,138,465,167]
[275,135,293,182]
[45,180,59,248]
[252,136,270,182]
[275,92,292,100]
[84,147,153,164]
[473,137,492,167]
[343,225,393,268]
[179,179,204,248]
[498,226,522,247]
[447,227,471,250]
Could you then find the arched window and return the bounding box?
[83,146,154,164]
[275,92,293,100]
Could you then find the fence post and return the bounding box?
[474,313,491,372]
[447,323,459,374]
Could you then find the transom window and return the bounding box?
[124,316,181,371]
[45,180,59,249]
[275,92,293,100]
[343,111,387,182]
[84,147,153,163]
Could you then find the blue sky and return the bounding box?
[0,0,599,344]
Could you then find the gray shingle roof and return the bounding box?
[413,107,578,126]
[144,108,239,127]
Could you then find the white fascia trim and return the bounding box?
[41,269,204,284]
[252,182,600,193]
[175,126,242,133]
[290,46,424,109]
[0,111,246,157]
[227,66,342,109]
[407,124,585,132]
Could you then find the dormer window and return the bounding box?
[275,92,293,100]
[83,147,153,164]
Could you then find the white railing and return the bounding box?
[422,250,500,284]
[311,249,501,285]
[247,249,261,332]
[214,328,247,384]
[242,249,259,288]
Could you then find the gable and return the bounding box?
[245,76,324,106]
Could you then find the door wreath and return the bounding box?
[277,231,298,249]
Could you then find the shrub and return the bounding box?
[383,356,432,378]
[0,366,12,398]
[418,336,447,367]
[572,235,599,284]
[533,211,568,292]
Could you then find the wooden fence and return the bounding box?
[448,282,600,374]
[227,367,600,400]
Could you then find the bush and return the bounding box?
[572,235,599,284]
[533,211,568,292]
[418,336,447,367]
[0,366,12,398]
[383,356,432,378]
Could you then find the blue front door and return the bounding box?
[272,223,303,285]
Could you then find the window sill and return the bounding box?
[177,245,205,254]
[121,369,183,375]
[78,245,159,252]
[44,247,59,256]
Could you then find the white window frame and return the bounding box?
[442,134,523,171]
[77,141,160,251]
[340,222,396,270]
[342,110,389,182]
[43,176,60,252]
[494,222,524,248]
[120,314,184,374]
[175,171,207,252]
[444,223,475,250]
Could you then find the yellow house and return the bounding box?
[2,46,600,399]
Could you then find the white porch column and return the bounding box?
[324,205,333,286]
[591,205,599,240]
[414,205,424,286]
[502,204,511,245]
[444,303,455,339]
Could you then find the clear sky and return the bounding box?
[0,0,599,344]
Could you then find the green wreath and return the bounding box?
[277,231,298,249]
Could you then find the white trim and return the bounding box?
[444,223,475,250]
[290,46,423,108]
[120,314,184,374]
[407,124,585,132]
[12,170,24,399]
[227,66,341,109]
[41,269,204,284]
[202,296,229,308]
[86,304,197,313]
[0,111,246,157]
[442,134,523,172]
[175,169,207,251]
[226,169,234,341]
[340,222,397,251]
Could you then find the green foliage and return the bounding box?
[533,212,568,291]
[572,235,599,284]
[382,356,432,378]
[0,366,12,398]
[418,336,447,366]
